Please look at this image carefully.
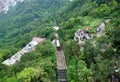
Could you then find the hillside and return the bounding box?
[0,0,69,82]
[57,0,120,81]
[0,0,120,82]
[0,0,69,47]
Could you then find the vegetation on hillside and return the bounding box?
[57,0,120,81]
[0,0,120,82]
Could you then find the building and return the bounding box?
[2,37,45,66]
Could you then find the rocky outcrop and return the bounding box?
[0,0,23,13]
[74,19,110,51]
[96,19,110,37]
[74,29,93,45]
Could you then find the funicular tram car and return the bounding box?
[56,39,61,51]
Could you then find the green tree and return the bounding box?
[17,67,49,82]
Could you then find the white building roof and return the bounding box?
[31,41,38,46]
[53,26,59,30]
[2,37,45,66]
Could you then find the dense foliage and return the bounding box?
[0,0,69,82]
[0,0,120,82]
[57,0,120,81]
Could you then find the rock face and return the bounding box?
[74,29,93,45]
[0,0,23,13]
[96,22,105,37]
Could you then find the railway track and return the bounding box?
[53,24,68,82]
[56,50,67,82]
